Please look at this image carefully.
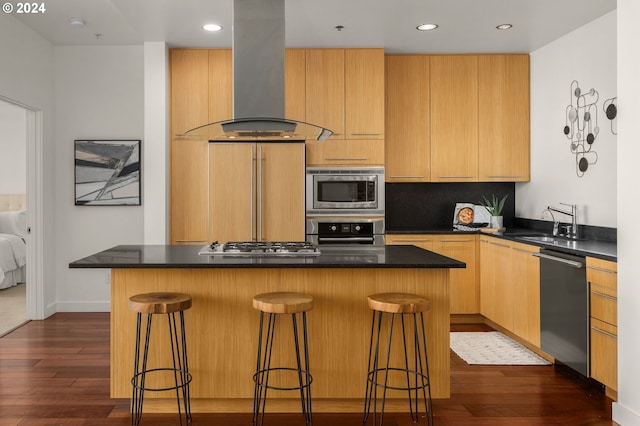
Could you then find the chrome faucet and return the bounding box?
[547,203,578,238]
[541,208,559,236]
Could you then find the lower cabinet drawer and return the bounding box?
[590,289,617,326]
[590,318,617,391]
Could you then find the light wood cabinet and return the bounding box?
[430,55,479,182]
[209,143,305,243]
[305,49,345,139]
[510,240,540,346]
[345,49,385,139]
[285,48,306,123]
[305,48,385,166]
[432,235,478,314]
[386,234,478,314]
[587,257,617,396]
[385,55,431,182]
[478,55,530,181]
[170,49,209,136]
[479,237,512,328]
[479,236,540,346]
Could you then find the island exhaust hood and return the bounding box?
[181,0,333,141]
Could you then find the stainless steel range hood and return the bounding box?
[181,0,332,141]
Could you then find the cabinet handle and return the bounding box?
[251,145,256,241]
[175,240,206,243]
[487,175,524,179]
[587,265,617,275]
[325,157,368,161]
[391,239,431,242]
[440,239,473,243]
[512,247,536,254]
[488,241,510,248]
[437,176,474,179]
[259,145,265,241]
[350,133,381,136]
[389,175,426,179]
[592,326,617,340]
[592,291,617,301]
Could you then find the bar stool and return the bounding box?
[129,292,193,426]
[362,292,433,426]
[252,292,314,426]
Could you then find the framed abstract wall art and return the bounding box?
[74,139,141,206]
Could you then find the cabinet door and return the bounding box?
[385,55,431,182]
[170,139,210,244]
[433,236,478,314]
[209,144,254,242]
[480,237,513,329]
[385,234,434,251]
[305,49,345,139]
[430,55,478,182]
[259,143,306,241]
[478,55,530,181]
[510,242,540,346]
[345,49,384,139]
[590,318,618,391]
[285,48,306,123]
[208,49,233,125]
[170,49,209,135]
[305,139,384,166]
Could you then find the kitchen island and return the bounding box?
[70,244,464,413]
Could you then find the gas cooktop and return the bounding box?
[198,241,321,256]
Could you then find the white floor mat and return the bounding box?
[450,331,551,365]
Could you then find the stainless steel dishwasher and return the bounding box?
[534,248,588,376]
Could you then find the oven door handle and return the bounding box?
[532,252,584,268]
[318,236,375,243]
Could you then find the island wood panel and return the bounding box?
[110,267,451,412]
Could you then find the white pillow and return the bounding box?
[0,210,27,237]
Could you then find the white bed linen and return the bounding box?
[0,233,26,289]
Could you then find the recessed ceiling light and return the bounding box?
[202,24,223,32]
[496,24,513,30]
[416,23,438,31]
[70,19,86,27]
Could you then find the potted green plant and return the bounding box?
[480,194,509,228]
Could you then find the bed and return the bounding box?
[0,194,27,290]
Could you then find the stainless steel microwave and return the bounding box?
[305,167,385,216]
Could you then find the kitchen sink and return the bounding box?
[517,235,581,249]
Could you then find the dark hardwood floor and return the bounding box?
[0,313,616,425]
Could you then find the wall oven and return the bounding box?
[305,167,385,216]
[306,218,385,246]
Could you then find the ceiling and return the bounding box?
[11,0,616,53]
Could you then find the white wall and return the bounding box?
[0,100,26,193]
[517,11,617,228]
[614,1,640,424]
[54,46,144,312]
[0,12,56,318]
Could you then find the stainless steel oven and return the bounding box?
[305,167,385,216]
[306,218,385,245]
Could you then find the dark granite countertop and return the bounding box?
[386,227,617,261]
[69,244,467,269]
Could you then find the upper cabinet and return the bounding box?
[305,49,345,139]
[478,55,530,181]
[430,55,479,182]
[305,48,385,166]
[385,55,431,182]
[285,49,306,123]
[170,49,209,136]
[385,54,530,182]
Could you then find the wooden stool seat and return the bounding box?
[128,292,192,314]
[367,292,431,314]
[253,291,314,314]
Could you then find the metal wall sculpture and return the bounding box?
[603,97,617,135]
[563,80,599,177]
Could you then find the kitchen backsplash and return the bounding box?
[385,182,516,231]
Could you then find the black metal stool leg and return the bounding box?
[253,312,277,426]
[179,311,192,423]
[132,313,153,426]
[418,312,433,426]
[302,312,313,425]
[292,312,313,425]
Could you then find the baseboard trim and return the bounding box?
[54,301,110,312]
[613,402,640,425]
